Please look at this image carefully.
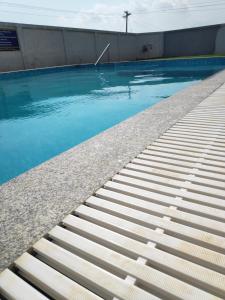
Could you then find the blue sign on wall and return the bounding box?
[0,30,19,50]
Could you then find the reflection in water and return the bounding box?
[0,60,225,184]
[0,69,206,121]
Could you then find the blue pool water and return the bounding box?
[1,57,225,184]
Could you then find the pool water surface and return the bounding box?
[0,57,225,184]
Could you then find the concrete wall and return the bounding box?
[0,22,225,72]
[22,28,66,68]
[164,25,219,57]
[137,32,164,60]
[0,51,24,71]
[215,25,225,55]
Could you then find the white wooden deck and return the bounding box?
[1,85,225,299]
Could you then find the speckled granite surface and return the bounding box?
[1,69,225,272]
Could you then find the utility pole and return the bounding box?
[123,11,131,33]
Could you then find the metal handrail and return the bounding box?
[94,43,110,66]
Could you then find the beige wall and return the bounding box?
[137,33,164,60]
[0,22,225,73]
[215,25,225,55]
[0,51,24,72]
[0,22,165,72]
[22,28,66,68]
[63,30,96,64]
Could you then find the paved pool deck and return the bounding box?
[1,68,225,272]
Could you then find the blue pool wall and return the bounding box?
[0,21,225,73]
[1,56,225,80]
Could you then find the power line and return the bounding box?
[0,1,118,16]
[1,6,225,21]
[0,9,119,19]
[0,0,225,17]
[134,1,225,14]
[0,0,225,22]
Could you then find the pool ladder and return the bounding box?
[95,43,111,66]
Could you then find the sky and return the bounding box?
[0,0,225,33]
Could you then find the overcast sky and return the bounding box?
[0,0,225,33]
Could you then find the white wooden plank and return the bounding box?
[104,180,225,224]
[164,131,225,142]
[114,173,225,211]
[149,145,225,162]
[74,206,225,274]
[183,114,225,120]
[0,269,48,300]
[86,196,225,255]
[49,226,219,300]
[167,129,225,140]
[182,116,225,123]
[159,135,225,149]
[128,162,225,190]
[120,167,225,199]
[164,132,225,145]
[186,113,225,118]
[33,239,157,300]
[175,116,225,122]
[170,124,225,133]
[15,253,101,300]
[132,157,225,183]
[133,157,194,174]
[187,109,225,114]
[142,149,225,170]
[138,153,225,180]
[178,120,225,127]
[191,107,225,112]
[55,218,225,299]
[96,188,225,236]
[152,141,225,158]
[190,106,225,110]
[173,124,225,133]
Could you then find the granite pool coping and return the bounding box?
[1,69,225,272]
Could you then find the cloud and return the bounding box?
[57,0,219,33]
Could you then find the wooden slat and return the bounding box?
[105,180,225,224]
[143,149,225,168]
[149,145,225,163]
[127,162,225,190]
[142,150,225,174]
[49,225,219,300]
[114,173,225,211]
[151,141,225,158]
[167,127,225,142]
[0,269,48,300]
[96,188,225,236]
[75,206,225,274]
[173,124,225,133]
[159,135,225,149]
[137,154,225,184]
[161,132,225,142]
[178,120,225,127]
[63,216,225,299]
[119,168,225,200]
[186,113,225,118]
[163,132,225,145]
[182,116,225,123]
[15,253,101,300]
[86,196,225,254]
[33,239,157,300]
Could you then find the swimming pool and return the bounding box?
[0,57,225,184]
